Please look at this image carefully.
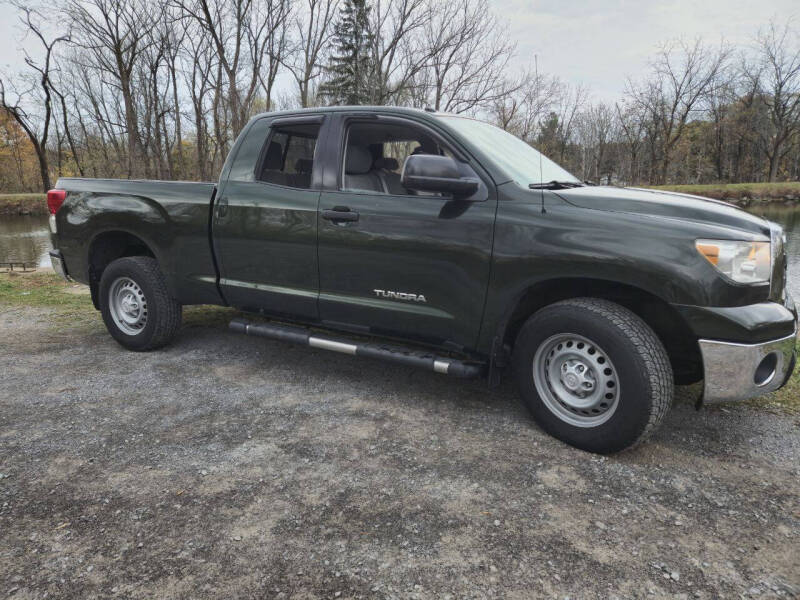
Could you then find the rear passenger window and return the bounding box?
[257,123,320,189]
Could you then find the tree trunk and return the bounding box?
[35,142,51,191]
[58,92,85,177]
[119,70,143,179]
[768,139,782,182]
[170,62,184,178]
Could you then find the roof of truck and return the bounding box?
[253,105,448,120]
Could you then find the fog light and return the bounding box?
[754,353,778,386]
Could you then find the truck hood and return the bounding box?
[554,186,770,237]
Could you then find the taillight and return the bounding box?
[47,189,66,214]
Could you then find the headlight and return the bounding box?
[695,239,771,284]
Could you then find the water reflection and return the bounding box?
[750,206,800,301]
[0,215,51,267]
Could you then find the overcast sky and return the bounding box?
[499,0,798,100]
[0,0,797,102]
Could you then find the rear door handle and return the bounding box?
[216,196,229,219]
[322,206,359,222]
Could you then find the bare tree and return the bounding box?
[490,70,561,143]
[704,60,738,182]
[51,75,86,177]
[367,0,429,105]
[626,38,729,184]
[258,0,293,112]
[576,102,615,182]
[136,15,173,178]
[417,0,515,113]
[163,5,189,179]
[177,0,293,139]
[615,100,646,185]
[551,83,589,163]
[66,0,158,178]
[182,25,217,179]
[0,4,69,191]
[288,0,338,107]
[69,53,129,177]
[744,21,800,181]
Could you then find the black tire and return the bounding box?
[512,298,673,453]
[99,256,182,351]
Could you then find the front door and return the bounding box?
[316,116,496,350]
[213,115,326,320]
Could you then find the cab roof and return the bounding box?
[252,105,441,120]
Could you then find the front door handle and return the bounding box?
[322,206,359,223]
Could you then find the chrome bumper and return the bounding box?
[699,330,797,403]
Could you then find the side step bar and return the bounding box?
[229,318,485,378]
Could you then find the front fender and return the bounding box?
[476,200,769,355]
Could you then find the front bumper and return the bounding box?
[699,329,797,403]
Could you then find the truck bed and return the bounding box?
[53,177,222,306]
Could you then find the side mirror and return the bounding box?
[401,154,480,198]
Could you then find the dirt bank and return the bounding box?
[650,182,800,208]
[0,194,47,216]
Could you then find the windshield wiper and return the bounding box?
[528,180,584,190]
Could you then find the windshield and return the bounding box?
[437,115,580,186]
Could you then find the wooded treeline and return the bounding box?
[1,0,799,192]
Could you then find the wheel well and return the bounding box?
[88,232,156,308]
[502,278,703,385]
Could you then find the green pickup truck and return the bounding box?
[47,106,797,453]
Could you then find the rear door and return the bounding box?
[213,115,326,320]
[316,114,497,351]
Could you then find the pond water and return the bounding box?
[1,206,799,300]
[752,206,800,301]
[0,214,51,268]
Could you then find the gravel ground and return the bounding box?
[1,305,799,599]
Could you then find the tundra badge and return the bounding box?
[373,289,427,303]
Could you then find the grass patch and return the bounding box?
[0,271,237,328]
[0,271,96,329]
[0,271,92,310]
[0,193,48,216]
[650,182,800,204]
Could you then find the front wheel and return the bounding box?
[99,256,182,351]
[512,298,673,453]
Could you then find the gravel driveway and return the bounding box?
[1,304,799,599]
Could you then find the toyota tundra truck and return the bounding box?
[46,106,798,453]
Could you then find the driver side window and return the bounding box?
[342,121,451,196]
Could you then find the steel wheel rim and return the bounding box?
[108,277,148,336]
[533,333,620,427]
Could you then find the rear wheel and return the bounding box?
[513,298,673,453]
[99,256,182,351]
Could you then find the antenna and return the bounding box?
[535,54,546,214]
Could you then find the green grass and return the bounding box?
[0,271,91,309]
[2,271,798,413]
[0,271,237,328]
[0,193,48,216]
[650,182,800,204]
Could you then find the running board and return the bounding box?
[229,318,484,378]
